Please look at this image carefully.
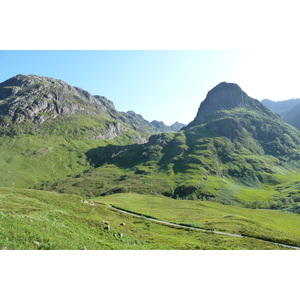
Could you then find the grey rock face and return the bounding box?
[94,122,128,140]
[0,74,118,127]
[194,82,248,122]
[121,110,157,134]
[189,82,273,127]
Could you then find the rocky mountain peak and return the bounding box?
[189,82,272,127]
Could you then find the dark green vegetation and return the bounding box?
[1,76,300,249]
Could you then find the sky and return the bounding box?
[2,50,300,126]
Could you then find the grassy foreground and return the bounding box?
[97,193,300,248]
[0,188,296,250]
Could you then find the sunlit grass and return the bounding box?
[0,188,290,250]
[97,193,300,247]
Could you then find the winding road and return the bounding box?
[110,205,300,250]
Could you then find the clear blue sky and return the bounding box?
[1,50,300,125]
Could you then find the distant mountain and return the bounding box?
[120,110,157,134]
[170,121,186,131]
[282,102,300,130]
[151,120,186,132]
[261,98,300,130]
[151,120,173,132]
[261,98,300,117]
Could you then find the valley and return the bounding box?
[1,75,300,250]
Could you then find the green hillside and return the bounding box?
[0,188,293,250]
[98,193,300,247]
[1,77,300,250]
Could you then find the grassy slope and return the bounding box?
[0,112,148,189]
[97,193,300,247]
[0,134,102,188]
[0,188,291,250]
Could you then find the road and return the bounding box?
[110,205,300,250]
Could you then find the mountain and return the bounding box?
[0,74,166,187]
[170,121,186,132]
[261,98,300,130]
[261,98,300,118]
[282,102,300,129]
[0,74,157,140]
[151,120,186,132]
[189,82,273,126]
[2,76,300,211]
[2,77,300,250]
[41,82,300,212]
[120,110,158,134]
[151,120,173,132]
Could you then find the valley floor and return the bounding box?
[1,188,299,250]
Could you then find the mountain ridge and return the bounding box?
[0,74,164,140]
[261,98,300,130]
[38,81,300,212]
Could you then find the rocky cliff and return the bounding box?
[0,74,156,142]
[189,82,273,127]
[0,74,121,126]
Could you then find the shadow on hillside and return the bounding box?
[85,143,144,169]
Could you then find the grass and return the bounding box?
[0,188,292,250]
[97,193,300,247]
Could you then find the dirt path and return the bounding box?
[110,205,300,250]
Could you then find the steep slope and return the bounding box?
[187,82,300,157]
[0,74,159,187]
[282,102,300,129]
[41,82,300,212]
[0,74,155,140]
